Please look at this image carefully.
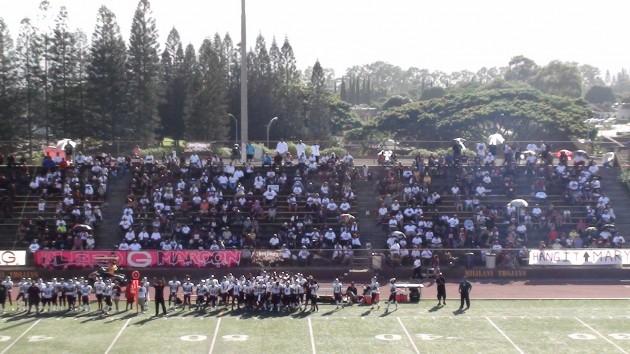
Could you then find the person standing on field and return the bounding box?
[458,276,472,310]
[153,278,167,316]
[436,273,446,306]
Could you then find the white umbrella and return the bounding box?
[603,152,616,163]
[56,138,76,150]
[574,149,588,156]
[453,138,467,151]
[509,199,529,208]
[535,192,547,200]
[487,133,505,145]
[391,231,405,239]
[521,150,537,155]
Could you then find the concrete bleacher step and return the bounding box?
[95,173,133,249]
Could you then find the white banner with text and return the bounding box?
[0,251,27,266]
[529,249,630,266]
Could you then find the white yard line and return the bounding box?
[397,317,420,354]
[307,317,317,354]
[1,319,41,354]
[104,318,131,354]
[485,316,525,354]
[574,317,628,354]
[208,317,222,354]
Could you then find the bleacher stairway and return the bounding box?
[95,173,132,249]
[598,166,630,234]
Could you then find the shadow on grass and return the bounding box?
[428,304,442,312]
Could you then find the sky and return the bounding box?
[2,0,628,77]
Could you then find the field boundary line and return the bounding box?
[0,319,41,354]
[485,316,525,354]
[208,317,222,354]
[105,318,131,354]
[307,317,317,354]
[397,317,420,354]
[574,317,629,354]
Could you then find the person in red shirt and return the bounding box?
[548,228,558,244]
[125,284,135,311]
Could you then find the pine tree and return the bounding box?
[309,60,330,142]
[127,0,160,143]
[187,38,227,141]
[87,5,127,142]
[0,18,22,145]
[49,6,78,137]
[158,27,186,145]
[248,34,274,140]
[339,77,346,102]
[16,18,45,158]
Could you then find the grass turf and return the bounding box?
[1,300,630,354]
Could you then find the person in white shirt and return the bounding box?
[129,240,142,251]
[118,241,130,251]
[310,143,320,163]
[295,140,307,159]
[276,139,289,157]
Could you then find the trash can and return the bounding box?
[485,253,496,269]
[372,253,383,270]
[464,253,475,269]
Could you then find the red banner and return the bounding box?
[34,250,241,269]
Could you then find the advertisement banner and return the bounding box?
[251,249,283,266]
[0,251,27,266]
[34,250,241,269]
[529,249,630,266]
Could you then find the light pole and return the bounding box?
[228,113,238,144]
[266,116,279,148]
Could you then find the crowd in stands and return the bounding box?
[16,150,113,251]
[375,140,625,269]
[117,141,362,260]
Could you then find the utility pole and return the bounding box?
[239,0,248,163]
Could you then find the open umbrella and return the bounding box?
[509,199,529,208]
[574,150,588,156]
[453,138,467,150]
[72,224,93,232]
[56,138,76,150]
[584,226,598,233]
[535,191,547,200]
[521,150,537,155]
[338,213,356,224]
[487,133,505,145]
[391,231,406,239]
[556,149,573,157]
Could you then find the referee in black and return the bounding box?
[436,273,446,306]
[458,275,472,310]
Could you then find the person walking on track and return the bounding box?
[458,275,472,310]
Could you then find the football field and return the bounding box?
[1,300,630,354]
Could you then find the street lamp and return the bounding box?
[228,113,238,144]
[266,116,279,148]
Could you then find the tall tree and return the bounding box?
[186,38,227,141]
[16,18,44,158]
[531,60,582,98]
[127,0,160,143]
[49,6,78,136]
[158,27,186,145]
[504,55,539,82]
[309,60,330,142]
[0,18,21,145]
[248,34,274,140]
[87,5,127,142]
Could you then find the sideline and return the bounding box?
[0,319,41,354]
[574,317,628,354]
[104,318,131,354]
[397,317,420,354]
[208,317,222,354]
[485,316,524,354]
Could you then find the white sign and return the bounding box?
[184,142,212,152]
[529,249,630,266]
[0,251,26,266]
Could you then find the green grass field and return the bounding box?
[1,300,630,354]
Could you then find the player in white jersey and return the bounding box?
[2,276,13,310]
[137,282,147,313]
[230,279,241,310]
[282,281,293,311]
[57,278,67,308]
[255,280,267,310]
[332,278,344,309]
[219,277,230,307]
[270,281,282,312]
[182,278,193,310]
[370,276,381,310]
[308,280,319,312]
[94,278,105,310]
[168,276,181,310]
[16,278,27,311]
[102,280,113,315]
[41,283,55,312]
[142,277,151,311]
[195,281,207,311]
[385,278,398,312]
[207,283,219,308]
[65,279,77,311]
[80,281,93,311]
